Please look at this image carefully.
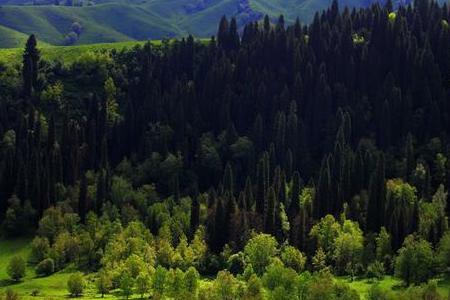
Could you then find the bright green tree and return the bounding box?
[120,272,134,299]
[7,256,26,282]
[96,270,112,298]
[135,272,151,299]
[67,273,85,297]
[395,235,435,285]
[152,266,167,299]
[243,233,278,275]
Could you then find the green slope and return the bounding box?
[0,0,249,47]
[0,25,33,48]
[0,40,161,64]
[0,4,181,46]
[178,0,240,36]
[1,0,447,48]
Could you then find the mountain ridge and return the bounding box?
[0,0,438,48]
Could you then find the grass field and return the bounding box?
[0,38,213,65]
[338,275,450,299]
[0,238,152,299]
[0,40,159,64]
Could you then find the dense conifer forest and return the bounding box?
[2,0,450,298]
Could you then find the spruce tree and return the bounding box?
[22,35,40,98]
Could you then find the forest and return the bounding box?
[1,0,450,298]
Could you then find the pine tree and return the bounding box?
[213,198,226,252]
[22,35,40,98]
[367,154,386,232]
[217,16,229,50]
[190,196,200,237]
[223,163,234,195]
[229,17,240,51]
[256,159,266,214]
[244,177,253,211]
[289,171,302,219]
[79,173,87,224]
[264,187,276,234]
[96,170,105,213]
[263,15,271,33]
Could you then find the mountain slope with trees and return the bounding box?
[1,0,447,47]
[1,0,450,298]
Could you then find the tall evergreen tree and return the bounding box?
[79,173,87,224]
[22,35,40,98]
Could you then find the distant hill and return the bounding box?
[0,24,34,48]
[0,0,439,48]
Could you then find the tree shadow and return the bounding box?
[391,284,405,291]
[0,279,21,287]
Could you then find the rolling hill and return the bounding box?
[0,0,439,48]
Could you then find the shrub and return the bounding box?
[1,288,19,300]
[395,235,435,285]
[280,245,306,273]
[67,273,84,297]
[36,258,55,276]
[367,261,385,281]
[96,270,112,298]
[244,233,278,275]
[119,272,134,299]
[227,253,245,275]
[64,32,78,45]
[29,236,50,263]
[7,256,26,282]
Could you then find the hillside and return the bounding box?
[0,40,160,64]
[0,25,33,48]
[0,0,427,48]
[2,0,450,299]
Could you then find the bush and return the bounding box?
[280,245,306,273]
[366,261,385,281]
[96,270,112,298]
[227,253,245,275]
[7,256,26,282]
[67,273,84,297]
[120,272,134,299]
[243,233,278,275]
[36,258,55,276]
[64,32,78,45]
[395,235,435,285]
[30,236,50,264]
[367,284,392,300]
[1,288,19,300]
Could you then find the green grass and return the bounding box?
[0,238,31,279]
[0,25,42,48]
[0,238,145,299]
[0,40,161,64]
[338,275,450,299]
[0,3,180,47]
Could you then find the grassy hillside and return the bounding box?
[0,0,385,48]
[1,0,449,49]
[0,1,448,48]
[0,239,110,299]
[0,4,180,46]
[0,40,160,64]
[0,25,36,48]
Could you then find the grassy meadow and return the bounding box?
[0,40,158,64]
